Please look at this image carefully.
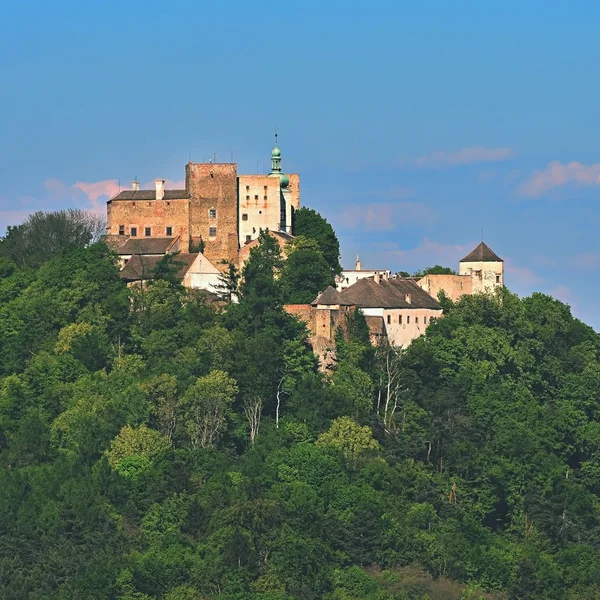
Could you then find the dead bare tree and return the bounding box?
[375,344,404,434]
[275,376,286,429]
[244,396,263,446]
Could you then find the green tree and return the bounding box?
[412,265,457,278]
[215,261,240,304]
[280,236,335,304]
[181,370,238,448]
[0,209,105,268]
[292,207,342,276]
[316,416,380,461]
[105,424,171,477]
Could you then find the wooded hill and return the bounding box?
[1,210,599,600]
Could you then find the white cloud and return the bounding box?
[414,146,514,168]
[336,202,438,232]
[519,161,600,197]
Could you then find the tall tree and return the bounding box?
[280,236,335,304]
[292,207,342,276]
[0,209,106,268]
[180,370,238,448]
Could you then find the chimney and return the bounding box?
[132,179,139,191]
[155,179,165,200]
[374,272,380,284]
[405,293,412,304]
[382,271,389,281]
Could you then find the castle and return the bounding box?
[105,140,505,353]
[106,137,299,268]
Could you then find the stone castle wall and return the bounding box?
[186,163,239,264]
[107,197,190,250]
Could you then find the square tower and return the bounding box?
[185,162,239,264]
[459,242,504,294]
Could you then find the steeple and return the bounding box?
[271,129,282,174]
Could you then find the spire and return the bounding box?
[271,128,282,174]
[355,255,362,270]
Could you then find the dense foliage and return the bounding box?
[0,209,106,268]
[1,230,600,600]
[291,207,342,277]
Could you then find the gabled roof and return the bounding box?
[120,253,199,282]
[337,277,442,310]
[117,237,178,255]
[460,242,503,263]
[110,190,187,201]
[312,286,350,306]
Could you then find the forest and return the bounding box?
[1,209,600,600]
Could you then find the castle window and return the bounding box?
[147,202,151,207]
[166,226,172,236]
[399,315,402,324]
[209,227,217,238]
[254,195,258,200]
[246,235,251,243]
[242,213,248,221]
[496,274,501,283]
[246,195,250,201]
[259,210,262,214]
[424,316,427,324]
[118,225,125,235]
[387,315,391,325]
[415,317,419,324]
[264,185,268,191]
[166,202,170,206]
[252,227,256,233]
[407,316,410,324]
[264,195,268,201]
[131,227,137,237]
[209,208,216,219]
[246,185,250,192]
[145,227,151,237]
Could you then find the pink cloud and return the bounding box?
[337,202,438,232]
[72,179,120,209]
[519,161,600,197]
[414,146,514,168]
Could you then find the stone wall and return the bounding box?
[417,274,472,302]
[186,163,239,264]
[107,197,190,250]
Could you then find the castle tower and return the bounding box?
[459,242,504,293]
[267,133,292,233]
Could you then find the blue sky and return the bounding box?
[1,1,599,328]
